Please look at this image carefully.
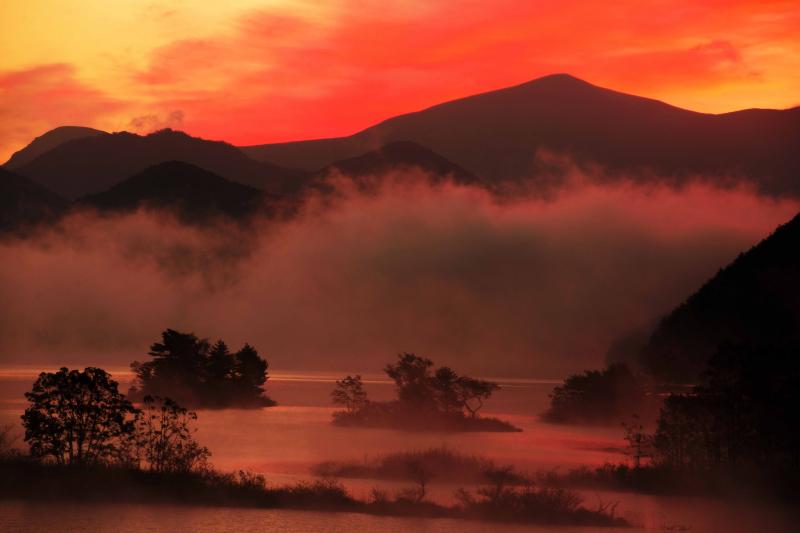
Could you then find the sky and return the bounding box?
[1,0,799,162]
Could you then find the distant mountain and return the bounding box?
[4,126,105,169]
[241,74,800,196]
[78,161,274,222]
[12,129,304,199]
[0,167,66,233]
[309,141,480,192]
[640,213,800,381]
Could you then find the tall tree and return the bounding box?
[331,375,369,413]
[234,343,269,396]
[21,368,136,465]
[131,396,210,473]
[455,377,500,418]
[384,353,435,406]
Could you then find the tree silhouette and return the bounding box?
[331,375,368,413]
[233,343,269,398]
[131,396,210,473]
[130,329,274,408]
[207,340,235,390]
[651,343,800,472]
[431,367,462,415]
[21,367,136,465]
[622,415,652,468]
[384,353,435,407]
[455,377,499,418]
[542,363,644,424]
[331,353,511,431]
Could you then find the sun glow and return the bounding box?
[2,0,799,161]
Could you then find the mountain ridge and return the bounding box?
[11,129,305,199]
[239,74,800,197]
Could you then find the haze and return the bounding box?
[1,170,795,376]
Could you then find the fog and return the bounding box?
[0,171,797,377]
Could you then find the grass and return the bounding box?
[313,446,527,485]
[0,455,627,527]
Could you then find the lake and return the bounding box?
[0,368,796,532]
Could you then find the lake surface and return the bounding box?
[1,368,797,532]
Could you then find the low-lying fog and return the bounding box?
[1,170,797,376]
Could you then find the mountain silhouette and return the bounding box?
[640,212,800,381]
[241,74,800,197]
[4,126,105,169]
[78,161,275,222]
[12,129,304,199]
[0,167,66,233]
[306,140,480,193]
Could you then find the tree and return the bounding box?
[652,394,710,470]
[404,459,433,502]
[233,343,269,397]
[431,367,462,415]
[622,415,652,468]
[455,377,500,418]
[542,363,644,424]
[384,353,434,406]
[207,340,234,386]
[331,375,368,413]
[131,329,210,400]
[651,343,800,472]
[131,396,210,473]
[21,367,136,465]
[130,329,274,408]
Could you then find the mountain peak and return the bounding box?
[525,73,591,86]
[4,126,105,169]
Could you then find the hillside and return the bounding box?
[0,168,66,233]
[78,161,274,222]
[13,129,304,199]
[640,213,800,380]
[3,126,105,169]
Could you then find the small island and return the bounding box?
[0,366,624,529]
[129,329,276,409]
[330,353,520,432]
[541,362,650,424]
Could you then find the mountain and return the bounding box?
[0,168,66,233]
[78,161,274,222]
[4,126,105,169]
[12,129,305,199]
[640,212,800,381]
[308,140,480,192]
[241,74,800,196]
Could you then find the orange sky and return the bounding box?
[1,0,799,162]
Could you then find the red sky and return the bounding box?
[1,0,799,162]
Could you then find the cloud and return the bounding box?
[128,110,185,133]
[3,1,799,160]
[122,0,800,148]
[0,172,796,377]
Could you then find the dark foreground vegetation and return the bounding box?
[330,353,520,432]
[0,366,624,528]
[129,328,275,409]
[314,446,527,485]
[0,456,626,527]
[543,342,800,499]
[541,363,653,424]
